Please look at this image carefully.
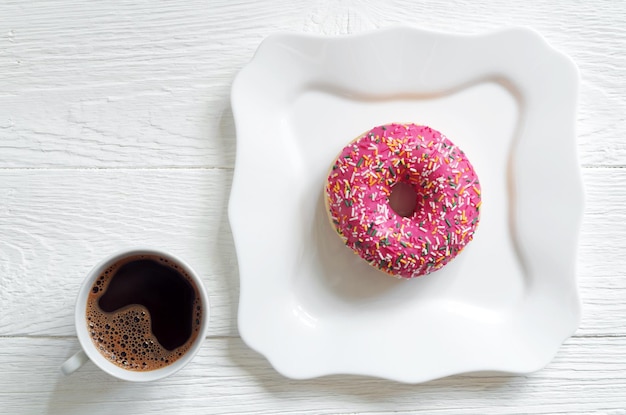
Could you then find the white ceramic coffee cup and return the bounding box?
[61,248,210,381]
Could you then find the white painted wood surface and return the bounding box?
[1,1,625,413]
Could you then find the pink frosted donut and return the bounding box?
[325,123,481,279]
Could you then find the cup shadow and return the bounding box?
[46,342,132,415]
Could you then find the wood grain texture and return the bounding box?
[0,336,625,415]
[0,169,239,337]
[1,0,625,413]
[0,0,625,168]
[0,168,624,338]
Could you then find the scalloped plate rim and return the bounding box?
[229,26,583,383]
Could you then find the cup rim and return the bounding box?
[74,248,211,382]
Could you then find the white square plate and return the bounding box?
[229,27,583,383]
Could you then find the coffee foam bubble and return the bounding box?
[86,255,202,371]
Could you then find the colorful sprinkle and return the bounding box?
[325,123,481,279]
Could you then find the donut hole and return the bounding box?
[389,182,418,217]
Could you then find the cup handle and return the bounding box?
[61,350,90,375]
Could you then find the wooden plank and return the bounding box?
[0,1,624,414]
[0,335,624,414]
[0,168,239,337]
[0,167,624,339]
[577,167,626,337]
[0,0,624,168]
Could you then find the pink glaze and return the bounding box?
[325,123,481,278]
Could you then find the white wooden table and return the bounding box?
[1,1,625,414]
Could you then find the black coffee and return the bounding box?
[86,254,202,371]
